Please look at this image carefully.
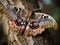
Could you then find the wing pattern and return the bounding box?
[35,13,57,30]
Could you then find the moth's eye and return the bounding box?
[14,7,18,12]
[41,15,44,19]
[19,8,21,11]
[42,15,44,16]
[44,16,48,19]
